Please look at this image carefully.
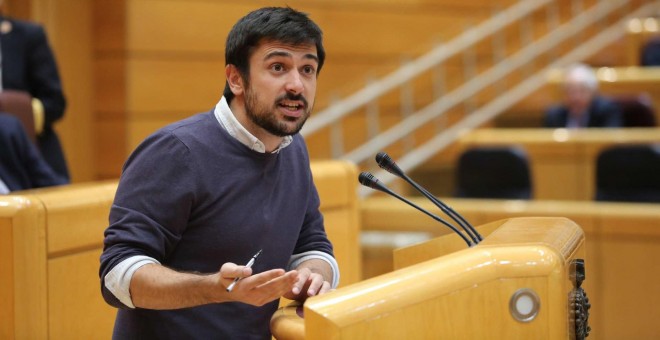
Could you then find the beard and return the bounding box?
[244,86,312,137]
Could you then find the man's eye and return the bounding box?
[302,66,315,74]
[272,64,284,72]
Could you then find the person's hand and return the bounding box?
[282,267,331,301]
[217,262,298,306]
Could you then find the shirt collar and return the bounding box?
[213,96,293,154]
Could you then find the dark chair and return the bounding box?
[595,144,660,203]
[455,146,532,199]
[611,93,657,127]
[640,36,660,66]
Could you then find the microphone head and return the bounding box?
[375,152,389,165]
[375,152,405,178]
[358,171,391,194]
[358,171,376,188]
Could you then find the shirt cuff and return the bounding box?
[104,255,160,308]
[287,250,340,289]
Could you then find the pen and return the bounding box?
[226,249,263,292]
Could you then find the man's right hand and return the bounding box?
[129,263,298,310]
[216,263,299,306]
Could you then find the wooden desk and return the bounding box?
[361,196,660,340]
[458,128,660,200]
[273,217,586,339]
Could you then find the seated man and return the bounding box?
[543,63,623,128]
[0,113,67,193]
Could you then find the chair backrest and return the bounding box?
[455,146,532,199]
[0,90,36,142]
[640,35,660,66]
[596,144,660,203]
[611,93,657,127]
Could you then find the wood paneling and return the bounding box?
[23,0,651,180]
[0,220,15,340]
[29,0,96,182]
[48,250,116,339]
[90,0,532,178]
[0,196,48,339]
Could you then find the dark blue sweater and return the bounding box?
[100,111,333,339]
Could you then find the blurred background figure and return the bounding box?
[543,63,623,129]
[641,36,660,66]
[0,113,67,194]
[0,0,69,180]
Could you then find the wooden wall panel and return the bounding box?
[3,0,31,19]
[124,0,494,53]
[594,214,660,340]
[29,0,96,182]
[0,220,15,339]
[126,59,224,112]
[95,0,512,178]
[48,250,116,339]
[94,0,128,179]
[95,120,127,179]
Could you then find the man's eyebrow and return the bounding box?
[303,53,319,64]
[264,51,319,64]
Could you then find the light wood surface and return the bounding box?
[361,195,660,340]
[310,161,362,286]
[458,127,660,201]
[272,217,585,339]
[0,196,48,339]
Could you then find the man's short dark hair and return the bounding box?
[222,7,325,103]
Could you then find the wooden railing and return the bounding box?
[300,0,660,197]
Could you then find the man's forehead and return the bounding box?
[256,39,317,55]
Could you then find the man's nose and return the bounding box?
[285,71,304,94]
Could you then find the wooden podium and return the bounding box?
[272,217,589,339]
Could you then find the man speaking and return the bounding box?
[99,7,338,339]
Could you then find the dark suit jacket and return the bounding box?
[0,113,67,192]
[543,95,623,128]
[1,16,69,179]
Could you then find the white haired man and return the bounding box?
[543,63,622,128]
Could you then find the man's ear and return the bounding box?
[225,65,245,96]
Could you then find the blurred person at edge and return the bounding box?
[0,0,69,180]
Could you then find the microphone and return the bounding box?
[358,172,473,247]
[375,152,482,243]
